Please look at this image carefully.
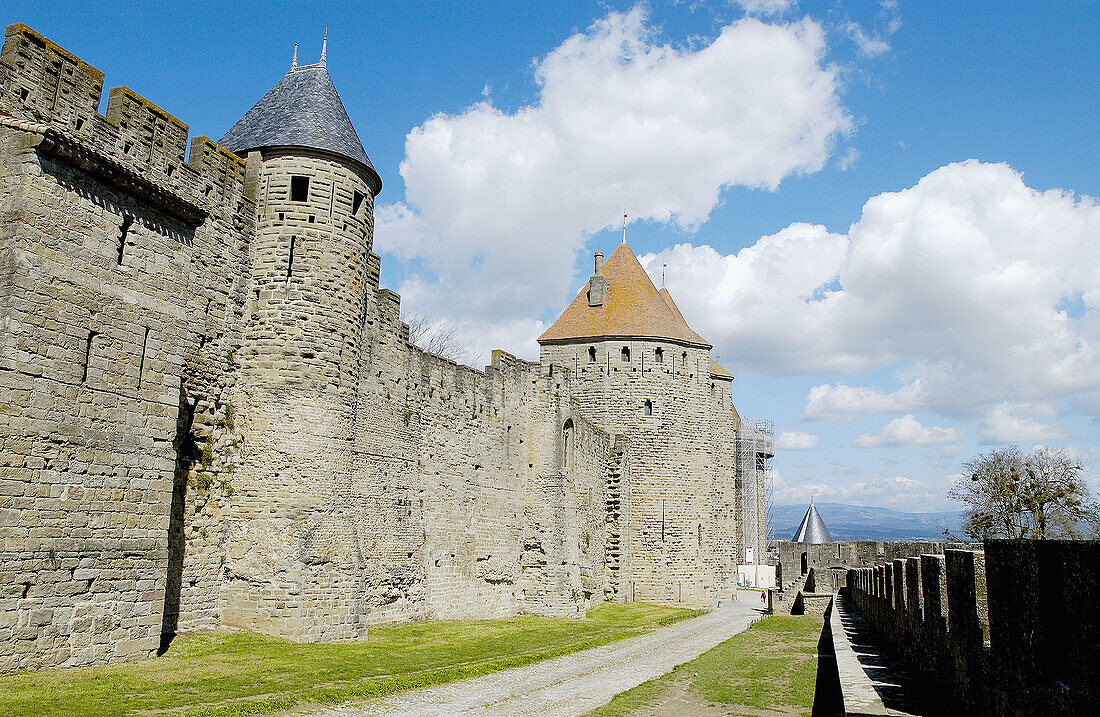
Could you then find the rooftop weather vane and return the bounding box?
[622,211,627,244]
[291,43,298,69]
[320,30,328,66]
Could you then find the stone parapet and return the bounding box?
[847,540,1100,716]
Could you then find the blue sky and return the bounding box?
[7,1,1099,511]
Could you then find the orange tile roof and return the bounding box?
[538,243,711,348]
[659,287,733,378]
[709,358,733,380]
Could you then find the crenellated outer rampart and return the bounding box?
[847,540,1100,716]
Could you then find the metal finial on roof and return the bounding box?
[661,263,666,289]
[622,212,627,244]
[320,30,327,66]
[291,43,298,69]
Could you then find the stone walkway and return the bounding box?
[314,601,764,717]
[830,593,945,716]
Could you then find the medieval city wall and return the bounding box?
[848,540,1100,716]
[0,20,752,674]
[0,23,252,670]
[777,539,958,592]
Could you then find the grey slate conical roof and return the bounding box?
[220,63,381,194]
[791,501,832,543]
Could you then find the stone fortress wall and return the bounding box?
[848,540,1100,716]
[777,540,959,594]
[0,23,252,671]
[0,23,765,672]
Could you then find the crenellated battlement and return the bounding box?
[0,23,252,220]
[847,540,1100,715]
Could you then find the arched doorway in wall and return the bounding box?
[562,419,575,471]
[801,552,808,575]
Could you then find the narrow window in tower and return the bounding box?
[352,190,365,215]
[562,419,575,471]
[588,346,596,363]
[287,235,296,281]
[621,346,630,362]
[643,400,652,416]
[290,175,309,202]
[654,347,663,363]
[81,331,96,383]
[137,327,150,389]
[756,454,766,471]
[117,215,133,264]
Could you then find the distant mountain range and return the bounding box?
[771,502,965,542]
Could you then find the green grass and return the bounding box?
[0,603,699,717]
[589,615,823,717]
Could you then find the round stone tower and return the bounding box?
[215,44,383,640]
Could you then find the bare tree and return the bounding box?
[950,446,1100,540]
[404,312,475,364]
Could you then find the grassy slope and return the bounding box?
[589,615,823,716]
[0,603,698,717]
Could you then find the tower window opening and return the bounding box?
[81,331,96,383]
[756,453,766,471]
[643,400,652,416]
[681,351,687,364]
[287,236,296,281]
[562,419,575,471]
[654,347,663,363]
[137,327,150,389]
[117,215,133,264]
[352,190,365,215]
[588,346,596,363]
[290,175,310,202]
[621,346,630,362]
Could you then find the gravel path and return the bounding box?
[314,601,763,717]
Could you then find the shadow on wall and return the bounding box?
[160,385,199,654]
[811,599,843,717]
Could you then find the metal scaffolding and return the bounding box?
[736,419,774,566]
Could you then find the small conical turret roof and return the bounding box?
[791,500,832,543]
[220,60,381,194]
[538,244,710,347]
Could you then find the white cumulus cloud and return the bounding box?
[802,381,926,423]
[639,161,1100,429]
[980,402,1065,444]
[374,7,852,360]
[777,430,819,450]
[773,473,949,511]
[854,415,962,448]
